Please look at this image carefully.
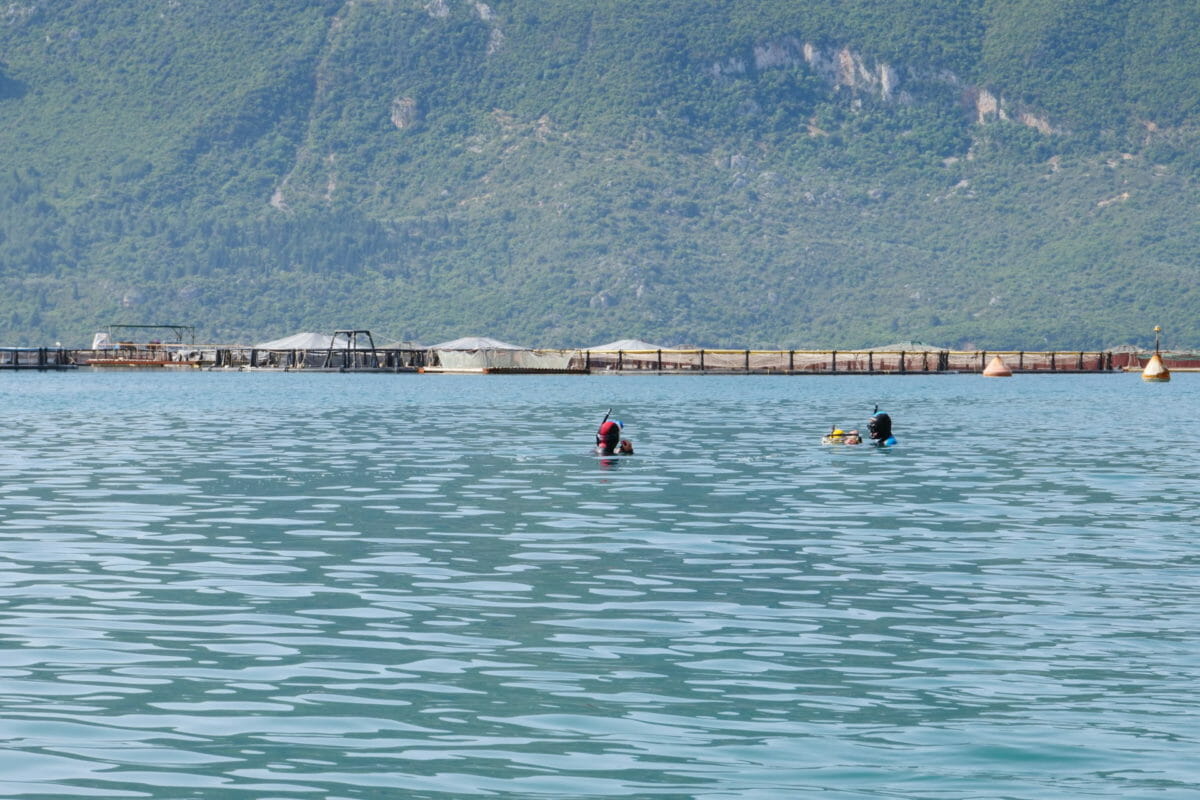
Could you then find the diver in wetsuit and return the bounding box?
[596,419,623,455]
[867,407,897,446]
[595,416,635,455]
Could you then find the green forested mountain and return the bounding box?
[2,0,1198,349]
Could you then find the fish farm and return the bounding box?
[0,324,1186,375]
[0,343,1162,375]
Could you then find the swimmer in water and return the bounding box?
[821,427,847,445]
[596,419,621,454]
[868,406,897,446]
[596,408,635,456]
[822,427,862,445]
[596,414,634,456]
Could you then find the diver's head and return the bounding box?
[597,420,622,452]
[868,412,892,441]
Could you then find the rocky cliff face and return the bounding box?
[713,37,1056,135]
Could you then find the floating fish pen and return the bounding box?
[212,329,426,372]
[1113,350,1200,372]
[0,347,78,370]
[75,328,426,372]
[213,345,426,372]
[40,343,1133,376]
[421,345,584,374]
[76,345,426,371]
[579,348,1118,374]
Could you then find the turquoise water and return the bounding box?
[1,371,1197,799]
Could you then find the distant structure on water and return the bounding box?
[6,326,1191,375]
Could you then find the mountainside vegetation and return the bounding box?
[2,0,1198,349]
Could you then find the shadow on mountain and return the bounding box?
[0,63,26,100]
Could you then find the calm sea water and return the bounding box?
[0,371,1196,799]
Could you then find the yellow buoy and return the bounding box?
[1142,352,1170,382]
[982,355,1012,377]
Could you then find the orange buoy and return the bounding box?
[1142,353,1170,382]
[982,355,1012,377]
[1142,325,1171,382]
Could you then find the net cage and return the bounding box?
[431,348,577,371]
[199,346,426,370]
[66,342,1116,373]
[579,349,1113,373]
